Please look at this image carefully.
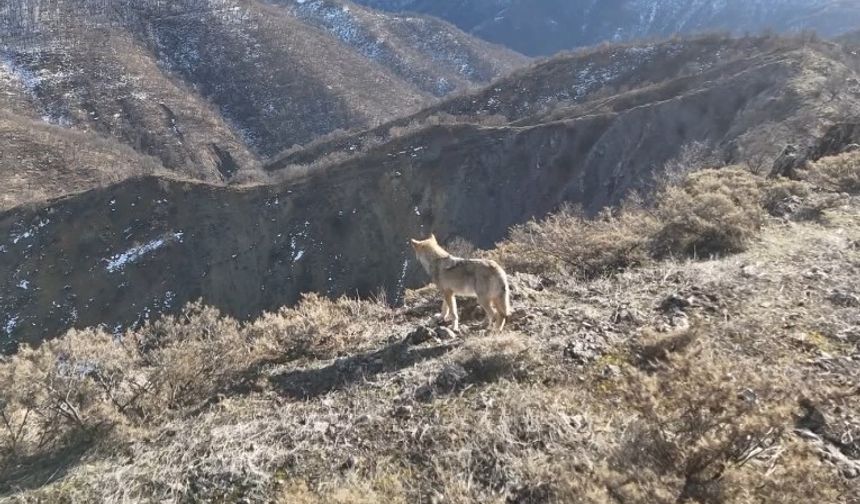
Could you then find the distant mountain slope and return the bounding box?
[268,35,846,170]
[354,0,860,55]
[1,0,525,155]
[0,110,164,211]
[0,0,526,208]
[3,35,859,350]
[0,28,261,185]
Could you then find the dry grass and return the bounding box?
[651,167,765,258]
[492,204,657,278]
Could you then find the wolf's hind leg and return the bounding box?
[491,297,507,332]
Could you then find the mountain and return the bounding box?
[3,34,859,351]
[353,0,860,55]
[0,0,526,208]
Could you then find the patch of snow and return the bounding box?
[17,280,29,290]
[0,53,41,94]
[162,291,176,309]
[396,257,409,294]
[105,232,184,273]
[10,218,50,245]
[4,315,19,335]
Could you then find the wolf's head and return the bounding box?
[410,234,449,272]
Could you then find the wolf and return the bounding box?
[410,234,511,332]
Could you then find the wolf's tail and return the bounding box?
[500,275,512,319]
[492,261,511,319]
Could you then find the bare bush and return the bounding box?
[0,328,134,463]
[658,142,724,190]
[132,302,259,413]
[605,334,798,503]
[445,236,477,258]
[807,151,860,193]
[651,168,765,258]
[493,168,770,276]
[492,204,658,277]
[247,293,391,360]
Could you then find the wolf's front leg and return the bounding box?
[440,292,451,321]
[447,293,459,331]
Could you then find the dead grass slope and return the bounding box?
[1,28,261,182]
[1,155,858,502]
[0,111,167,211]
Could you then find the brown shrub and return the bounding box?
[247,293,391,360]
[132,302,259,413]
[651,168,765,258]
[444,236,477,259]
[0,302,267,470]
[493,167,774,277]
[492,205,658,277]
[760,178,811,216]
[604,336,798,503]
[0,328,134,463]
[807,152,860,193]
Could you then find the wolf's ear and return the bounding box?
[430,233,437,242]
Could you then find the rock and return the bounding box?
[769,144,808,180]
[828,289,860,308]
[435,326,458,340]
[434,363,468,393]
[564,340,599,364]
[768,194,804,218]
[659,294,692,313]
[406,326,435,345]
[610,307,641,325]
[601,364,621,379]
[393,404,414,418]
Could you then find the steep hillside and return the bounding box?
[355,0,860,55]
[2,36,859,351]
[0,111,165,210]
[269,35,859,176]
[1,159,858,502]
[1,28,262,186]
[0,0,525,208]
[1,0,525,155]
